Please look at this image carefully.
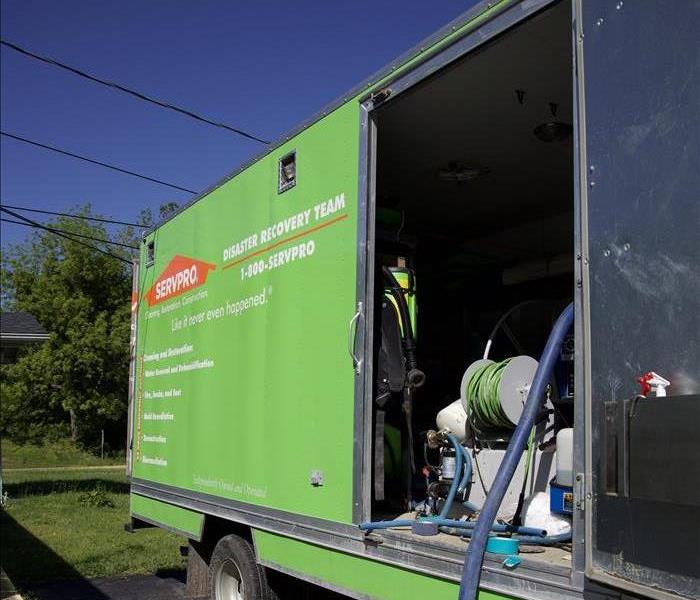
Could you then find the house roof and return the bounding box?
[0,312,49,341]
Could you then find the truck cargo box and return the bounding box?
[127,1,699,599]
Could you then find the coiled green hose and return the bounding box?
[465,357,537,501]
[464,359,514,433]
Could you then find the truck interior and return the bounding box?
[366,0,576,570]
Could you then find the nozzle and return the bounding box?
[637,371,670,397]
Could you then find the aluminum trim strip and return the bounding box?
[352,102,372,525]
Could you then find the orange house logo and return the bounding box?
[145,255,216,307]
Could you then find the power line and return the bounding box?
[1,131,198,194]
[0,203,142,227]
[1,217,138,249]
[1,207,132,264]
[1,207,133,263]
[1,39,271,145]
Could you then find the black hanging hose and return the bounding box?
[458,303,574,600]
[382,266,425,387]
[382,266,425,508]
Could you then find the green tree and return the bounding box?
[0,205,153,447]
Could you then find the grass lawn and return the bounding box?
[1,467,186,587]
[2,439,125,469]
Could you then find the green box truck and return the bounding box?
[126,1,700,599]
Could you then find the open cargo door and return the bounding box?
[576,1,699,598]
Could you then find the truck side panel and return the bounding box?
[132,100,361,524]
[253,530,515,600]
[130,493,204,540]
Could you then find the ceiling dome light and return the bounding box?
[533,121,572,143]
[438,161,490,182]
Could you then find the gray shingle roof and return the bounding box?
[0,312,48,336]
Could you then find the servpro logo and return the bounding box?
[145,255,216,307]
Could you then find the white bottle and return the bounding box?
[556,428,574,487]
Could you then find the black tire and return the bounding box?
[209,533,273,600]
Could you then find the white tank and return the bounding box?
[436,399,468,442]
[556,428,574,487]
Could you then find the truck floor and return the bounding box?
[382,512,572,576]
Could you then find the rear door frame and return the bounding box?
[575,1,700,598]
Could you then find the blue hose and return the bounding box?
[457,445,473,495]
[451,528,570,545]
[439,433,463,518]
[360,517,546,537]
[458,303,574,600]
[430,518,546,537]
[358,519,414,531]
[510,531,571,545]
[358,434,464,534]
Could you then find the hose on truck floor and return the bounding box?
[458,303,574,600]
[444,527,571,546]
[359,518,546,538]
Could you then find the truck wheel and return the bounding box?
[209,534,272,600]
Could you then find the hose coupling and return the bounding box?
[426,429,449,449]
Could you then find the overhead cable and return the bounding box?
[0,203,141,227]
[1,206,132,264]
[1,217,137,249]
[1,39,271,144]
[1,131,198,194]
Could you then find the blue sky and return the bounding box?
[1,0,478,247]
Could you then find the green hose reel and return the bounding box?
[460,355,539,435]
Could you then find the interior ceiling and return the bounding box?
[377,0,573,256]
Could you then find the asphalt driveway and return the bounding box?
[19,569,345,600]
[19,570,186,600]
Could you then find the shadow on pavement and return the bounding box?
[23,571,185,600]
[153,569,186,583]
[0,510,109,600]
